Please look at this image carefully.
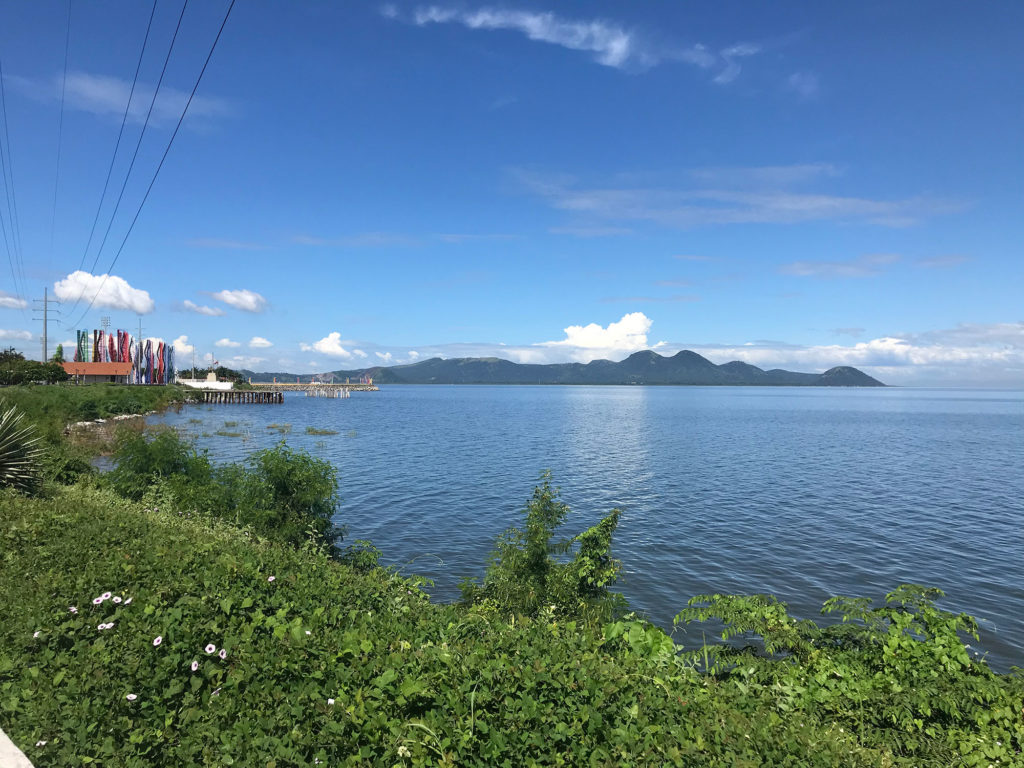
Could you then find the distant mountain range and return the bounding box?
[240,350,886,387]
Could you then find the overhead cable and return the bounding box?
[70,0,236,327]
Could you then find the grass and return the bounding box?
[305,426,339,435]
[1,485,1022,766]
[213,430,244,438]
[266,423,292,434]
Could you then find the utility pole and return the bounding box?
[32,288,61,362]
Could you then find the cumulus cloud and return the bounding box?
[183,300,225,317]
[353,349,367,358]
[408,351,421,361]
[300,332,355,358]
[249,336,273,348]
[0,329,32,341]
[212,289,267,313]
[54,270,154,313]
[172,335,194,356]
[215,338,240,348]
[0,291,27,310]
[375,351,394,363]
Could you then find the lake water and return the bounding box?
[151,385,1024,669]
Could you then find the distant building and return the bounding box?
[62,361,132,384]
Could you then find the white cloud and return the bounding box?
[215,338,241,348]
[411,7,639,68]
[538,312,654,361]
[407,351,421,361]
[779,253,900,279]
[12,71,229,125]
[53,270,155,314]
[0,291,27,310]
[353,349,367,358]
[400,6,759,82]
[224,355,266,368]
[172,335,194,356]
[375,351,394,363]
[212,289,267,313]
[713,43,761,84]
[300,332,354,358]
[249,336,273,348]
[183,300,225,317]
[0,329,32,341]
[516,167,962,229]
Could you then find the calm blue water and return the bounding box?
[152,386,1024,668]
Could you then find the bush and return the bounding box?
[107,431,341,553]
[0,400,43,492]
[460,471,624,621]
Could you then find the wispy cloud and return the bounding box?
[393,6,760,82]
[601,294,699,303]
[9,71,230,125]
[915,254,969,269]
[183,300,225,317]
[0,290,27,310]
[53,270,155,313]
[786,71,820,99]
[549,225,634,237]
[0,329,32,341]
[779,253,900,279]
[516,166,963,230]
[187,238,268,250]
[249,336,273,349]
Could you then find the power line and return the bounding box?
[66,0,190,317]
[74,0,159,276]
[0,56,27,304]
[49,0,73,265]
[70,0,236,328]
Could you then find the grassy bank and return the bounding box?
[2,483,1022,766]
[1,383,197,443]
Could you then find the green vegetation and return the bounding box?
[305,425,339,435]
[0,401,43,492]
[0,388,1020,764]
[0,347,68,385]
[266,422,292,434]
[460,472,624,622]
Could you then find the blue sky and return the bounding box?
[1,1,1022,384]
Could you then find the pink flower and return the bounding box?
[98,623,114,631]
[101,592,112,601]
[124,597,133,605]
[218,648,227,660]
[205,643,216,654]
[112,596,122,604]
[153,636,163,647]
[68,606,78,613]
[92,597,104,605]
[267,576,276,582]
[125,693,137,701]
[191,660,199,672]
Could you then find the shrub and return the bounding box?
[0,400,43,492]
[461,471,624,621]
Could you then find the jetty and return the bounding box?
[198,390,283,404]
[250,382,379,393]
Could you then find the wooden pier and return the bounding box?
[199,390,283,404]
[251,382,378,394]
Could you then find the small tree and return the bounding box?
[461,471,624,621]
[52,344,64,363]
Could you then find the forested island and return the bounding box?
[242,349,886,387]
